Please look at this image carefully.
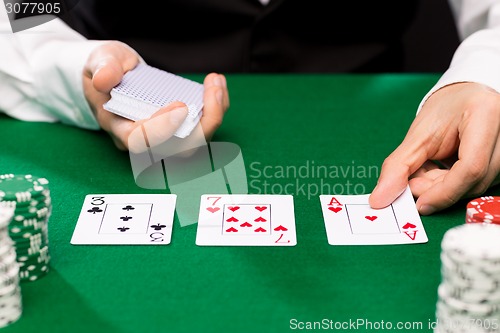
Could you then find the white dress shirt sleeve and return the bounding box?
[418,0,500,111]
[0,6,104,129]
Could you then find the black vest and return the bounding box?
[63,0,419,73]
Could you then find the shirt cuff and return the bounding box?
[32,39,105,130]
[417,28,500,113]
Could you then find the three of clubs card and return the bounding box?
[196,194,297,246]
[71,194,177,245]
[319,186,428,245]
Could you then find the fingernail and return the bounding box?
[93,62,104,73]
[216,89,223,105]
[419,204,436,215]
[213,75,223,87]
[169,106,188,126]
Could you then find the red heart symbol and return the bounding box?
[328,207,342,213]
[274,225,288,232]
[240,222,252,227]
[255,206,267,212]
[206,207,220,213]
[226,217,239,222]
[403,222,416,229]
[254,227,267,232]
[254,217,267,222]
[228,206,240,212]
[365,216,377,221]
[225,227,238,232]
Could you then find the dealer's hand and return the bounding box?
[83,41,229,151]
[370,82,500,215]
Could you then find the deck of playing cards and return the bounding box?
[103,63,204,138]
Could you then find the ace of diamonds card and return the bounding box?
[319,186,427,245]
[196,194,296,246]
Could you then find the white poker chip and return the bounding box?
[0,281,18,299]
[440,261,500,291]
[443,283,500,304]
[0,243,14,258]
[0,288,22,305]
[441,224,500,260]
[0,252,18,273]
[435,223,500,333]
[0,204,14,229]
[0,212,23,329]
[438,284,500,316]
[435,300,498,331]
[0,304,22,329]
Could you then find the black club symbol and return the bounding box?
[122,205,135,211]
[120,216,133,221]
[117,227,130,232]
[150,223,166,231]
[87,207,103,214]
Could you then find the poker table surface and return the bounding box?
[1,73,493,333]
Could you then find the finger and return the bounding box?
[200,73,229,140]
[415,112,500,215]
[439,153,459,169]
[409,177,437,198]
[409,169,447,197]
[412,166,448,181]
[204,72,226,90]
[410,160,443,179]
[465,135,500,197]
[127,103,188,152]
[410,136,500,204]
[204,73,229,110]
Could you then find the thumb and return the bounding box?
[91,60,125,93]
[84,41,140,93]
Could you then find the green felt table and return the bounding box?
[0,74,493,333]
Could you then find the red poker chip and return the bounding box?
[465,217,489,224]
[466,196,500,224]
[465,218,485,224]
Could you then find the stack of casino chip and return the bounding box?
[434,224,500,333]
[466,196,500,224]
[0,174,51,282]
[0,204,23,328]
